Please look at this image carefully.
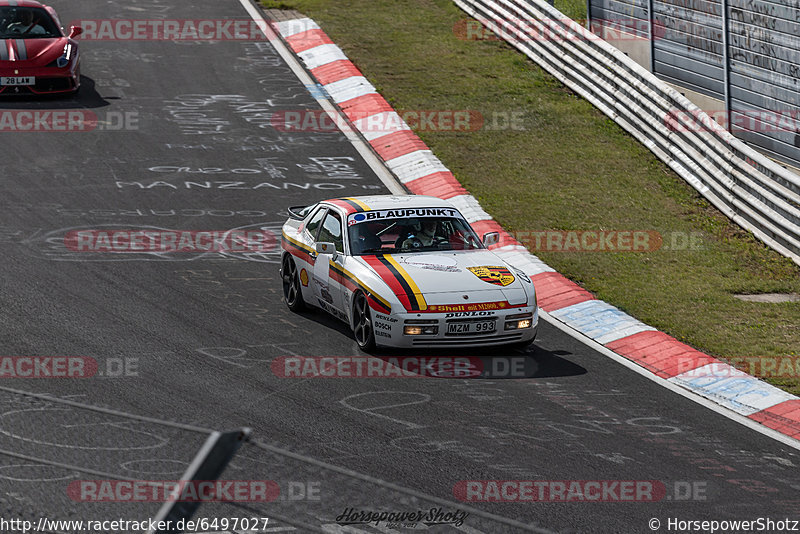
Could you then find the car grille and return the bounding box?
[34,77,74,92]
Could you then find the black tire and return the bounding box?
[352,291,376,352]
[281,255,306,312]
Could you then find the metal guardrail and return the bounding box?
[454,0,800,266]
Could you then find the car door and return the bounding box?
[311,209,347,319]
[292,206,326,304]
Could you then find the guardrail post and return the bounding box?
[647,0,655,73]
[721,0,732,132]
[586,0,591,27]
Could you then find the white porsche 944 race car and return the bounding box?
[280,195,538,351]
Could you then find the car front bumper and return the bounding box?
[0,66,80,95]
[372,305,538,348]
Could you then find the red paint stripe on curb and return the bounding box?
[370,130,429,161]
[339,93,394,116]
[311,59,363,85]
[748,400,800,438]
[404,171,468,199]
[286,29,334,53]
[606,331,719,378]
[530,272,594,311]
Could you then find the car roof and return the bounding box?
[322,195,457,215]
[0,1,46,7]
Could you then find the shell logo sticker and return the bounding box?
[299,268,309,287]
[467,266,515,286]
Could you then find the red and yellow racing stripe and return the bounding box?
[329,261,392,314]
[328,197,370,214]
[362,255,427,312]
[282,232,316,265]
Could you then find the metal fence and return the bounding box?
[589,0,800,166]
[0,386,247,532]
[454,0,800,266]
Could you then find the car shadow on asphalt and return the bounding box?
[290,309,586,380]
[370,345,586,380]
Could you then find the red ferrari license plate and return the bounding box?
[1,76,35,86]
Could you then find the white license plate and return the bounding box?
[447,321,496,334]
[1,76,35,86]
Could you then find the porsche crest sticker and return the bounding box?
[467,266,515,286]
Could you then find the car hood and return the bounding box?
[356,250,531,311]
[1,37,65,64]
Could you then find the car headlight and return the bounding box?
[56,43,74,68]
[403,319,438,336]
[505,312,534,330]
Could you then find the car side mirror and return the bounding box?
[482,232,500,247]
[315,242,335,254]
[315,242,339,261]
[68,25,83,38]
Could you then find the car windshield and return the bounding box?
[0,7,61,39]
[347,209,484,255]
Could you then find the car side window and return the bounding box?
[317,211,344,253]
[304,208,326,240]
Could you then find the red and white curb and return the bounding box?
[271,16,800,443]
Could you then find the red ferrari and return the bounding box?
[0,0,82,95]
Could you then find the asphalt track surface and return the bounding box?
[0,0,798,532]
